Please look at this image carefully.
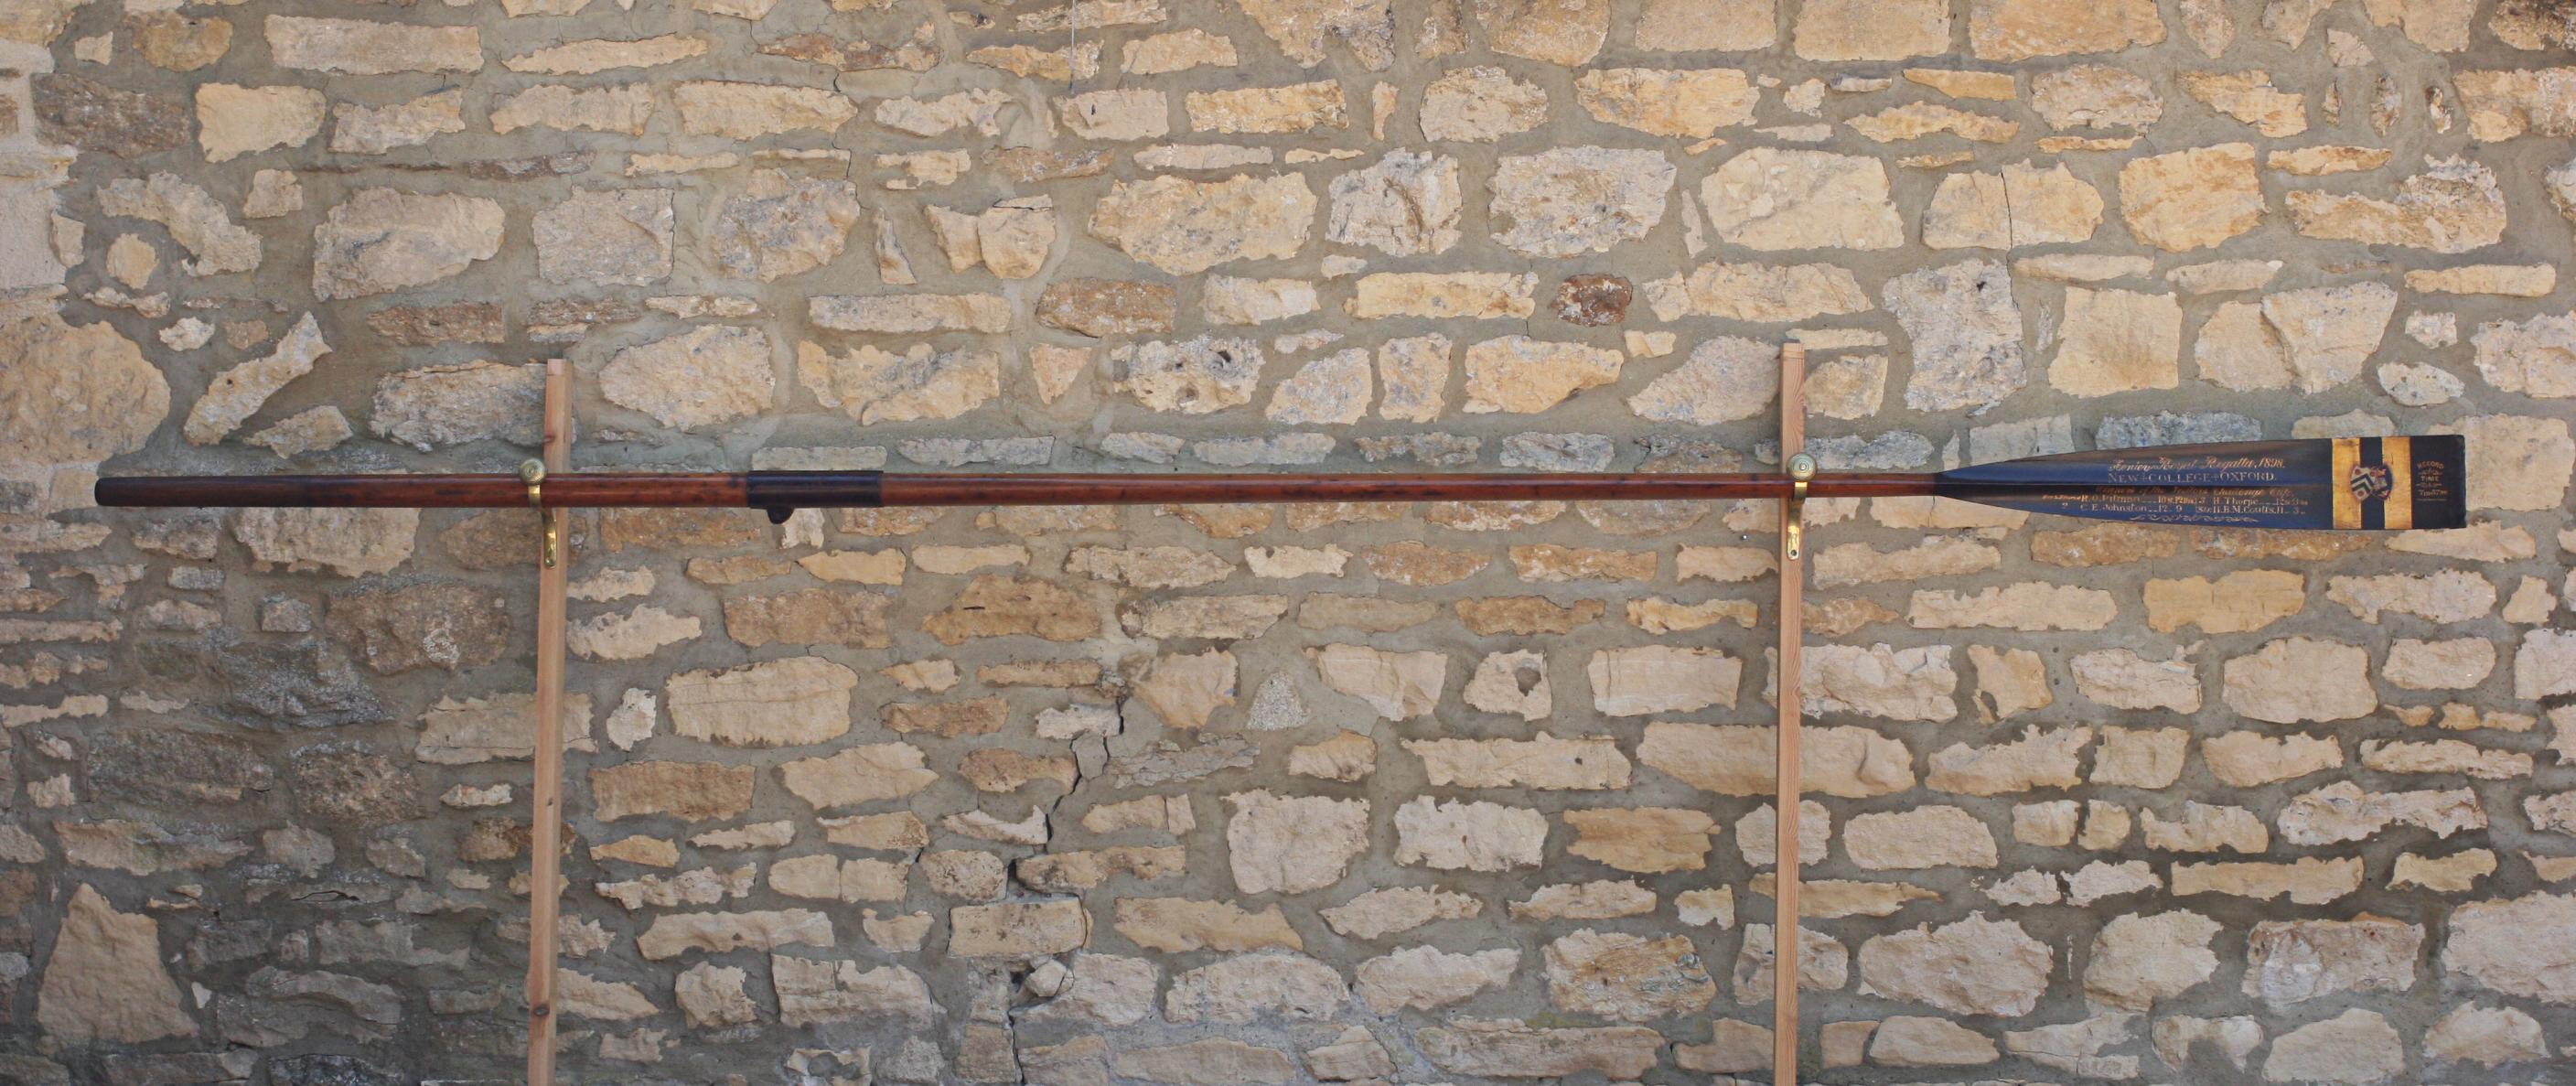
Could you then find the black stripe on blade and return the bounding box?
[2405,435,2469,530]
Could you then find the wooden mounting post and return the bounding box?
[526,359,573,1086]
[1773,341,1808,1086]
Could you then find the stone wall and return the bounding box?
[3,0,2574,1082]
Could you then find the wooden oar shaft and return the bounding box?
[95,469,1938,510]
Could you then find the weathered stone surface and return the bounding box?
[778,744,936,810]
[1577,67,1756,136]
[950,899,1089,958]
[37,886,197,1043]
[591,760,754,822]
[330,91,465,154]
[2222,638,2375,723]
[2086,910,2221,1010]
[195,83,323,162]
[1314,643,1444,718]
[1040,278,1175,337]
[328,582,507,673]
[312,189,503,300]
[36,73,188,157]
[2051,287,2181,395]
[1794,0,1949,59]
[1628,337,1778,424]
[370,361,542,450]
[1232,0,1388,67]
[2287,156,2506,253]
[1642,722,1913,797]
[799,343,998,425]
[99,174,261,276]
[2120,144,2264,252]
[1325,150,1462,256]
[1226,790,1367,894]
[1858,915,2050,1016]
[535,188,672,286]
[1887,260,2026,411]
[663,657,853,747]
[0,312,170,474]
[1970,0,2163,59]
[1114,898,1299,953]
[1324,887,1481,941]
[1420,65,1548,141]
[672,81,854,138]
[1357,946,1515,1012]
[601,326,772,430]
[1116,1039,1297,1086]
[1543,930,1713,1021]
[2263,1009,2404,1084]
[1089,174,1314,274]
[1847,805,1999,869]
[2442,891,2576,1003]
[1924,162,2102,248]
[1164,951,1347,1022]
[1871,1016,1999,1066]
[1114,336,1266,414]
[1461,335,1623,413]
[1418,1019,1662,1079]
[2424,1003,2549,1066]
[265,16,478,74]
[710,171,862,283]
[489,82,654,135]
[1486,146,1673,259]
[1411,735,1627,790]
[2243,916,2422,1005]
[1395,797,1545,870]
[1703,148,1903,251]
[1588,645,1740,715]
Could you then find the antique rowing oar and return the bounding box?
[95,435,2468,532]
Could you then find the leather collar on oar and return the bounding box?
[93,435,2468,532]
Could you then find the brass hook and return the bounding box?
[521,459,558,569]
[1784,453,1814,561]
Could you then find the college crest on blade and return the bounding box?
[2347,462,2393,503]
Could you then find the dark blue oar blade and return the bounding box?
[1933,436,2466,530]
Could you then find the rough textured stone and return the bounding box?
[1488,146,1674,257]
[2120,144,2265,252]
[1703,148,1903,251]
[1225,790,1367,894]
[98,174,261,276]
[2287,156,2506,253]
[710,171,862,283]
[1887,260,2026,410]
[603,326,772,429]
[2263,1009,2405,1084]
[37,886,197,1043]
[1859,915,2050,1016]
[312,189,504,300]
[2442,892,2576,1003]
[1419,65,1548,141]
[1089,174,1314,274]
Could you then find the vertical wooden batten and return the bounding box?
[526,359,573,1086]
[1772,341,1808,1086]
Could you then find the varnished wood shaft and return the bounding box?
[96,470,1938,510]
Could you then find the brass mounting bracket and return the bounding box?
[1784,452,1815,561]
[521,459,559,569]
